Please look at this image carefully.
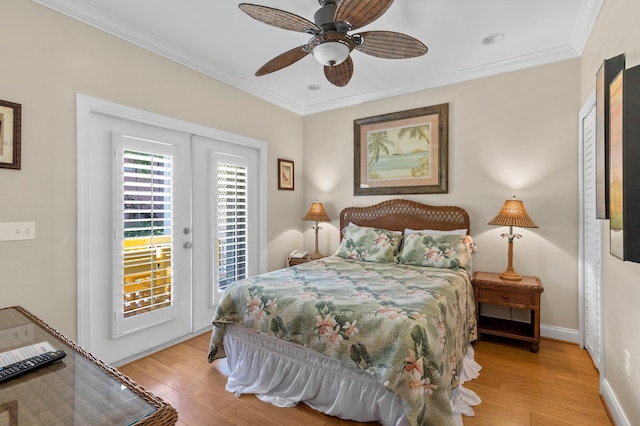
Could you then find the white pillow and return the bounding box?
[349,222,402,234]
[403,228,467,238]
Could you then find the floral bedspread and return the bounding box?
[208,256,477,426]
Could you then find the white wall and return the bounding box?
[303,59,581,333]
[581,1,640,424]
[0,0,304,338]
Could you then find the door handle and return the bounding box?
[183,242,192,249]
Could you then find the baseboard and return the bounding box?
[112,326,212,367]
[540,326,631,425]
[540,324,579,344]
[602,378,631,426]
[476,318,579,344]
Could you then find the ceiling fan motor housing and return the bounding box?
[314,2,339,31]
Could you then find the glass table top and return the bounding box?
[0,307,170,425]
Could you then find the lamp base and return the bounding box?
[310,251,323,259]
[499,269,522,281]
[499,238,522,281]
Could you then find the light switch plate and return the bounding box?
[0,222,36,241]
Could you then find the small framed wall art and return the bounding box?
[0,99,22,170]
[278,158,294,190]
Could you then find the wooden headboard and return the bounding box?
[340,199,470,238]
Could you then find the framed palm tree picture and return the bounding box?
[354,104,448,195]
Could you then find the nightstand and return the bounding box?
[472,271,544,352]
[286,255,322,267]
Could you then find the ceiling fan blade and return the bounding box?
[256,45,309,76]
[239,3,320,33]
[355,31,428,59]
[324,56,354,87]
[335,0,394,31]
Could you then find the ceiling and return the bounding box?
[34,0,601,115]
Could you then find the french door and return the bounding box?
[191,136,260,328]
[77,95,266,364]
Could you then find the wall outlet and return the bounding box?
[625,350,631,377]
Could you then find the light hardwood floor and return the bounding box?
[118,333,612,425]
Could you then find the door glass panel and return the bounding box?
[216,163,248,290]
[121,150,173,318]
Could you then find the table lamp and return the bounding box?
[303,201,331,259]
[488,196,538,281]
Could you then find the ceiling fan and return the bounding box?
[238,0,428,87]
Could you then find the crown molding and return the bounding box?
[571,0,604,54]
[300,44,581,115]
[33,0,596,116]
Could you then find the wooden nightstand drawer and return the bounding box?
[477,287,534,307]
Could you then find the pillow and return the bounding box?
[397,233,473,273]
[403,228,467,238]
[335,224,402,263]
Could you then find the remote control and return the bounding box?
[0,350,67,383]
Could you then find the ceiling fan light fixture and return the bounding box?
[312,41,350,66]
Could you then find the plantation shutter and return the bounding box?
[216,162,248,290]
[582,105,602,370]
[121,149,173,318]
[114,134,178,337]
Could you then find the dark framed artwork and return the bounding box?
[609,64,640,263]
[595,53,625,219]
[609,70,624,259]
[354,103,448,195]
[0,99,22,170]
[277,158,294,190]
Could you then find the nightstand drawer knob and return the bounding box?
[503,294,509,300]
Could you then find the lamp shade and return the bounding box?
[488,196,538,228]
[303,202,330,222]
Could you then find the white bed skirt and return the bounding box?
[221,324,481,426]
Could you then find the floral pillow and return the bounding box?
[335,225,403,263]
[397,233,474,273]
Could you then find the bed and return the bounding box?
[208,199,481,426]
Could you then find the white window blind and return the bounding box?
[121,149,173,318]
[217,163,248,290]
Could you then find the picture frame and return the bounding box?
[608,69,624,259]
[278,158,294,190]
[0,99,22,170]
[595,53,625,219]
[609,64,640,263]
[354,103,448,196]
